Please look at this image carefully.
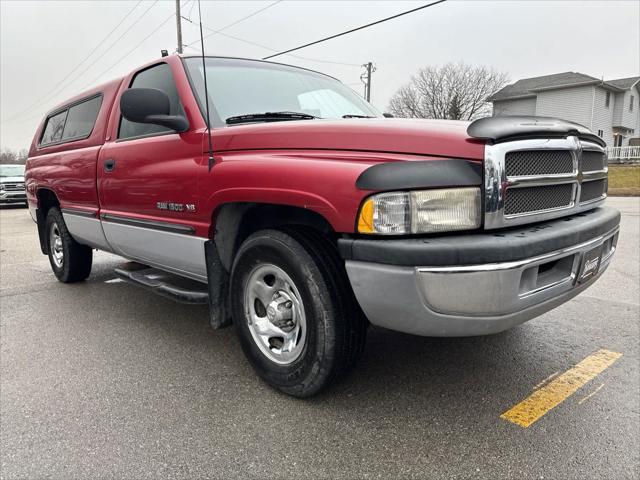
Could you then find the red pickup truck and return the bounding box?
[26,55,619,397]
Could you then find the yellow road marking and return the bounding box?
[532,371,560,390]
[501,349,622,428]
[578,383,606,405]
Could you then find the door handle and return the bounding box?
[104,159,116,172]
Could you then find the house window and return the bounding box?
[631,95,635,112]
[605,91,610,107]
[597,129,604,138]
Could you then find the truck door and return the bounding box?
[97,61,208,281]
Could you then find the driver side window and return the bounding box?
[118,63,184,140]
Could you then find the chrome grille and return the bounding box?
[581,151,606,172]
[484,137,608,229]
[580,179,607,203]
[2,183,25,192]
[504,184,574,216]
[504,150,574,177]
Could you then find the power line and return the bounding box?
[81,7,180,91]
[2,0,143,123]
[262,0,447,60]
[7,0,160,125]
[186,0,197,20]
[285,54,361,68]
[183,18,361,67]
[184,0,282,48]
[13,1,184,125]
[65,0,162,91]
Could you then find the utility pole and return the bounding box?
[175,0,183,54]
[361,62,376,102]
[365,62,373,102]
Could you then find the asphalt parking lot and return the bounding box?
[1,197,638,479]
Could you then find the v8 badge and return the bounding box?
[157,202,197,213]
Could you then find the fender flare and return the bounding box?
[34,188,61,255]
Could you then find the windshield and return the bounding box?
[184,57,380,126]
[0,165,25,177]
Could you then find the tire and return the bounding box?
[45,207,93,283]
[230,228,367,397]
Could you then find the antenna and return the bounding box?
[198,0,214,171]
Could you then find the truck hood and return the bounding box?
[212,118,486,160]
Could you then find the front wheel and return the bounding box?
[230,229,367,397]
[45,207,93,283]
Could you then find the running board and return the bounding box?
[114,264,209,305]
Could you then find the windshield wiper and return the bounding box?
[342,114,374,118]
[226,111,319,125]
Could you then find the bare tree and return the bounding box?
[0,148,29,164]
[388,63,509,121]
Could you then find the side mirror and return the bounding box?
[383,112,394,118]
[120,88,189,133]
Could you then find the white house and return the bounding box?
[489,72,640,160]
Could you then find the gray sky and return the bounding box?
[1,0,638,151]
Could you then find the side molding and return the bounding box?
[100,213,196,235]
[61,208,96,218]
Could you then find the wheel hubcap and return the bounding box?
[244,264,306,365]
[49,223,64,268]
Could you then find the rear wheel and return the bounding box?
[45,207,92,283]
[230,228,367,397]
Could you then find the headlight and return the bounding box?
[357,187,481,234]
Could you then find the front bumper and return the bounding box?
[0,191,27,203]
[339,206,620,337]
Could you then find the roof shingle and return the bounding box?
[489,72,639,102]
[606,76,640,89]
[489,72,599,101]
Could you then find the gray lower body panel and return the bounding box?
[101,221,207,282]
[62,211,207,283]
[62,213,112,251]
[346,228,618,337]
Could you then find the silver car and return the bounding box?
[0,164,27,206]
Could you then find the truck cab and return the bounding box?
[25,55,619,397]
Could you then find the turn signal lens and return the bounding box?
[357,198,375,233]
[357,187,481,235]
[358,192,411,234]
